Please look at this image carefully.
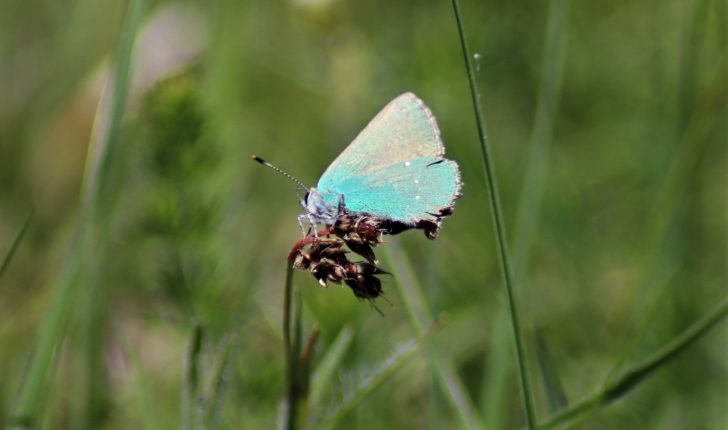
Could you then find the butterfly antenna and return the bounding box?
[252,155,309,191]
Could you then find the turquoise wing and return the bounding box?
[331,157,460,223]
[317,92,461,224]
[318,93,445,190]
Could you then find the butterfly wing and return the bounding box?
[317,93,461,226]
[317,93,445,190]
[331,157,460,224]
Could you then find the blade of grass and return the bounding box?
[511,0,570,278]
[316,316,448,430]
[205,333,236,430]
[285,284,306,430]
[383,242,485,430]
[480,305,514,430]
[562,45,726,430]
[425,244,443,430]
[533,326,568,413]
[310,325,354,408]
[282,264,295,429]
[433,356,487,430]
[7,1,146,427]
[676,0,710,134]
[113,314,162,430]
[183,322,204,430]
[563,38,726,430]
[451,0,537,428]
[635,56,726,271]
[296,323,320,430]
[538,296,728,429]
[283,265,295,356]
[0,211,32,284]
[382,241,431,333]
[484,1,570,425]
[559,282,674,430]
[577,267,681,424]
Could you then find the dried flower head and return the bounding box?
[332,214,389,265]
[290,229,390,301]
[343,262,390,300]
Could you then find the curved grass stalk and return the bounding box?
[538,296,728,429]
[450,0,537,428]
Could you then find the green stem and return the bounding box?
[296,323,320,429]
[206,334,235,430]
[539,296,728,429]
[450,0,538,428]
[7,1,145,427]
[183,322,204,430]
[283,265,296,430]
[283,265,294,370]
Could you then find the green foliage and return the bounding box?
[136,69,223,312]
[141,71,213,183]
[0,0,725,429]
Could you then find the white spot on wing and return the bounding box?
[414,179,419,184]
[415,196,420,200]
[405,161,411,167]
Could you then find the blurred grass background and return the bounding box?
[0,0,725,429]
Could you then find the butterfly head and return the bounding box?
[303,188,343,226]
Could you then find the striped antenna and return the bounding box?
[252,155,309,191]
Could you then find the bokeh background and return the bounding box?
[0,0,725,428]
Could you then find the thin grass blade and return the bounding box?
[183,322,204,430]
[482,2,570,425]
[433,356,487,430]
[316,317,447,430]
[285,290,305,430]
[7,1,146,427]
[206,333,236,430]
[295,324,320,429]
[450,0,537,427]
[539,296,728,429]
[382,242,485,430]
[0,211,32,284]
[113,314,162,430]
[534,326,568,413]
[480,305,513,430]
[511,0,570,278]
[381,241,431,333]
[635,57,726,271]
[310,325,354,408]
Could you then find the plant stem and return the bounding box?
[283,264,296,429]
[539,296,728,429]
[450,0,538,428]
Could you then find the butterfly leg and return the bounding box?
[297,214,309,239]
[297,214,319,239]
[307,213,319,239]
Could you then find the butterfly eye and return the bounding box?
[304,191,310,203]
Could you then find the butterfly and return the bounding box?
[255,92,462,240]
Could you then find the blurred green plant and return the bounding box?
[137,68,223,314]
[6,0,146,427]
[0,0,725,429]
